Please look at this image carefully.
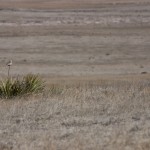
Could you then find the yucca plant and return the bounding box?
[11,78,24,95]
[0,78,20,98]
[23,74,45,94]
[0,74,45,99]
[0,79,11,98]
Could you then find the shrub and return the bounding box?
[0,78,18,99]
[0,74,45,99]
[23,74,45,94]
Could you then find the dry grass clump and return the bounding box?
[0,74,45,99]
[48,84,64,96]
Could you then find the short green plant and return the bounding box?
[0,74,45,99]
[23,74,45,94]
[0,78,16,99]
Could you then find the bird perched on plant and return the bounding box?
[6,60,12,77]
[7,60,12,66]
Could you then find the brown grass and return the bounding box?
[0,77,149,150]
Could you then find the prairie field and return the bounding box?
[0,0,150,150]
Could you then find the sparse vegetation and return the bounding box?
[0,74,45,99]
[0,78,149,150]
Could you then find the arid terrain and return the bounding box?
[0,0,150,150]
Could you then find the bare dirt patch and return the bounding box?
[0,3,150,77]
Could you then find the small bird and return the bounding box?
[7,60,12,66]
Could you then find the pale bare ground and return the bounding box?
[0,1,150,77]
[1,0,150,10]
[0,0,150,150]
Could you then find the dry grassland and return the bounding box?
[0,77,150,150]
[0,0,150,150]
